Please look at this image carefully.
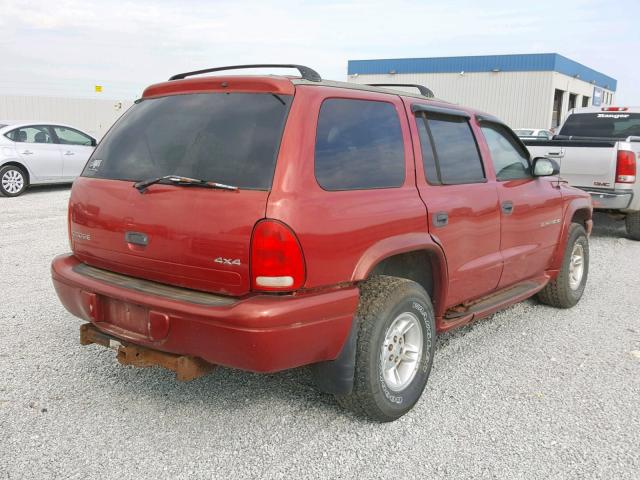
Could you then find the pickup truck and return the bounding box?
[524,107,640,239]
[51,64,592,421]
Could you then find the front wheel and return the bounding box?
[0,165,28,197]
[537,223,589,308]
[336,276,436,422]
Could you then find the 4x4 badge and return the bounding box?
[214,257,241,266]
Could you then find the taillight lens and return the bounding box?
[67,202,73,251]
[616,150,637,183]
[251,220,305,292]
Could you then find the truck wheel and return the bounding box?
[537,223,589,308]
[0,165,28,197]
[336,275,436,422]
[625,212,640,241]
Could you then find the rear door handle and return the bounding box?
[64,151,75,156]
[433,212,449,227]
[125,231,148,246]
[501,201,514,215]
[21,150,34,155]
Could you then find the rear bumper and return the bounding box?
[51,254,358,373]
[583,188,633,210]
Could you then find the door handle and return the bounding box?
[501,201,514,215]
[64,151,75,156]
[433,212,448,227]
[21,150,34,155]
[546,152,562,157]
[125,231,148,246]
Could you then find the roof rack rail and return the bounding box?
[169,64,322,82]
[367,83,434,98]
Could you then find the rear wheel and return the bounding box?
[336,276,436,422]
[625,212,640,241]
[537,223,589,308]
[0,165,28,197]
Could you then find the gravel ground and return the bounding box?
[1,186,639,480]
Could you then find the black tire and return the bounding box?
[625,212,640,241]
[0,165,28,197]
[336,275,436,422]
[537,223,589,308]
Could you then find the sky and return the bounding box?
[1,0,639,103]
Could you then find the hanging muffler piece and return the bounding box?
[79,323,215,381]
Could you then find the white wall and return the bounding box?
[349,71,554,128]
[348,71,615,129]
[551,72,614,125]
[0,95,134,139]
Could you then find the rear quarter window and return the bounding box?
[314,98,405,190]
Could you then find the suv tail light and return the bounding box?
[251,220,305,292]
[616,150,637,183]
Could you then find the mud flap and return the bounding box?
[311,320,358,395]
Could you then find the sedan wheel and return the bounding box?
[0,166,28,197]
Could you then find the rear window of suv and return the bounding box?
[82,93,292,190]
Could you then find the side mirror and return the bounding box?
[532,157,560,177]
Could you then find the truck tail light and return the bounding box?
[67,205,73,251]
[251,220,305,292]
[616,150,636,183]
[601,107,628,111]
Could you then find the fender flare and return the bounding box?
[351,232,449,315]
[549,196,593,271]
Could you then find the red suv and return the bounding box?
[51,64,592,421]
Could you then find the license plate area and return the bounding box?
[100,296,149,337]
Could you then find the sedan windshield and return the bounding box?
[514,129,534,136]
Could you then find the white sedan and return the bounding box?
[513,128,554,140]
[0,121,96,196]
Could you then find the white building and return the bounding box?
[0,95,134,139]
[347,53,617,129]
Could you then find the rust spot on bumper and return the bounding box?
[80,323,215,381]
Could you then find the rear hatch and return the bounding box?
[70,80,293,296]
[557,112,640,189]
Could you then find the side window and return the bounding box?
[481,123,532,181]
[416,118,440,184]
[53,126,93,146]
[6,126,53,144]
[417,114,485,184]
[314,98,405,190]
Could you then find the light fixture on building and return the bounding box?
[573,73,580,79]
[389,70,396,75]
[459,71,465,76]
[491,68,500,73]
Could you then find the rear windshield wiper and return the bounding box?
[134,175,239,193]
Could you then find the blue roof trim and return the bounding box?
[347,53,617,91]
